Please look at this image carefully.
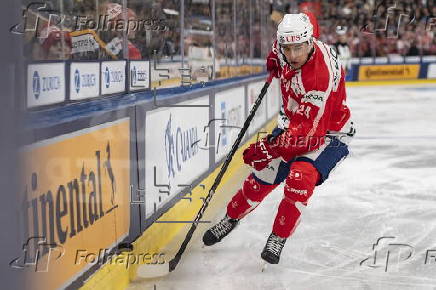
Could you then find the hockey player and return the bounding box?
[203,13,355,265]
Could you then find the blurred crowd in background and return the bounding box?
[312,0,435,57]
[22,0,435,62]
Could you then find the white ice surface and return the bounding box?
[129,84,436,290]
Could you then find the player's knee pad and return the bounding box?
[243,174,277,202]
[283,161,320,203]
[227,174,277,219]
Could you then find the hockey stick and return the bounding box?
[137,73,274,278]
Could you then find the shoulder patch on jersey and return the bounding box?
[301,90,325,107]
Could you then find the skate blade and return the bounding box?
[260,260,268,272]
[137,262,170,279]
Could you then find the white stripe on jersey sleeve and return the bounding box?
[306,41,338,138]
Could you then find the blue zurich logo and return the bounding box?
[74,69,81,93]
[32,71,41,99]
[104,66,110,88]
[132,66,137,84]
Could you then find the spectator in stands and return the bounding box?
[34,25,72,60]
[334,26,352,73]
[312,0,434,58]
[407,40,420,56]
[397,36,409,56]
[162,31,176,56]
[100,2,142,60]
[27,0,435,63]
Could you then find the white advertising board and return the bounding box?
[247,81,268,136]
[214,87,245,162]
[267,77,281,120]
[145,96,210,217]
[129,61,150,91]
[27,63,65,108]
[101,61,126,95]
[70,62,100,100]
[427,63,436,79]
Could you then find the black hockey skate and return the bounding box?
[261,233,287,264]
[202,215,239,246]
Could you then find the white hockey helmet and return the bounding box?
[277,13,313,45]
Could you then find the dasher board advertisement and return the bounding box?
[129,61,150,91]
[70,62,100,100]
[19,119,130,290]
[145,96,209,218]
[214,87,245,162]
[267,77,280,119]
[247,81,268,136]
[358,64,420,81]
[101,61,126,95]
[27,63,66,108]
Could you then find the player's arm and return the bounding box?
[243,88,329,170]
[273,89,328,160]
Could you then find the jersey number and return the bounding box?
[296,105,311,119]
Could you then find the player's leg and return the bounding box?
[261,136,351,264]
[261,161,319,264]
[227,158,291,219]
[273,162,320,236]
[203,158,290,246]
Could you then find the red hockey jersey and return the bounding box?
[267,40,351,160]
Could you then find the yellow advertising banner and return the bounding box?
[17,119,130,290]
[359,64,420,81]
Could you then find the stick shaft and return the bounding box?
[169,78,272,272]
